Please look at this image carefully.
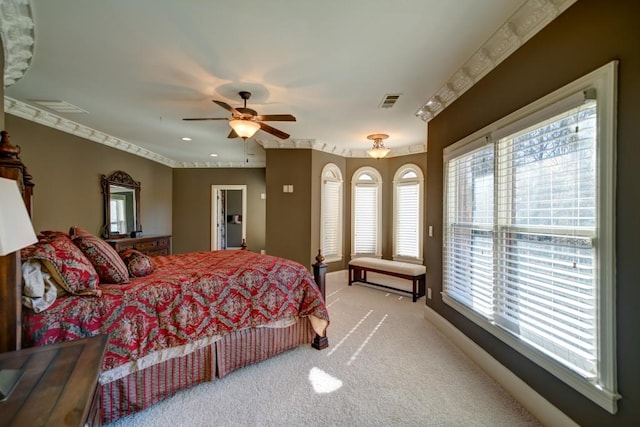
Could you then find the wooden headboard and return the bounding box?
[0,131,34,353]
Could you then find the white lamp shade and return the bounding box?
[367,147,390,159]
[0,177,37,256]
[229,119,260,139]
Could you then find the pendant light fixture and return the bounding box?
[366,133,390,158]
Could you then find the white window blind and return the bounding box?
[322,179,341,258]
[494,100,598,378]
[393,164,423,262]
[354,184,378,255]
[444,144,495,318]
[321,164,343,262]
[443,61,619,414]
[446,100,598,374]
[395,183,419,257]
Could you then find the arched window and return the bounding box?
[393,164,424,263]
[320,163,343,262]
[351,167,382,258]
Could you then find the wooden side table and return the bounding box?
[0,335,108,427]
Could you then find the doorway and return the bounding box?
[211,185,247,250]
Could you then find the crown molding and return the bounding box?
[259,138,352,157]
[257,138,427,159]
[5,96,180,167]
[0,0,34,87]
[415,0,578,122]
[5,96,268,168]
[175,160,266,168]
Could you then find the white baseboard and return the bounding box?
[424,306,578,427]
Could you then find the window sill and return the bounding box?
[392,256,423,264]
[442,294,620,414]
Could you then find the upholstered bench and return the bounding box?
[348,257,426,302]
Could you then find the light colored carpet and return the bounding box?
[108,270,541,427]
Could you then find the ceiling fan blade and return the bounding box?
[255,114,296,122]
[227,129,238,138]
[259,122,290,140]
[182,117,229,121]
[213,100,241,116]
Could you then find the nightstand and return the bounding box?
[0,335,108,427]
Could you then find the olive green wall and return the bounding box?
[265,149,312,268]
[5,115,172,237]
[425,1,639,425]
[172,168,266,254]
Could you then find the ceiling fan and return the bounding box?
[183,91,296,140]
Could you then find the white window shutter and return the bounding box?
[354,184,378,255]
[321,164,343,261]
[322,179,341,258]
[395,182,419,258]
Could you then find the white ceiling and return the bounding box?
[3,0,570,167]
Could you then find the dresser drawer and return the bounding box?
[105,235,172,257]
[145,247,170,257]
[115,241,135,251]
[156,237,170,248]
[134,240,158,251]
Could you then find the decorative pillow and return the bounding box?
[20,231,70,261]
[70,226,130,284]
[119,249,154,277]
[38,230,71,241]
[24,234,100,296]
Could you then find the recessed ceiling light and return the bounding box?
[181,137,192,141]
[209,153,218,157]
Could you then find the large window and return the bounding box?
[351,167,382,258]
[443,62,617,413]
[320,163,343,262]
[393,164,423,263]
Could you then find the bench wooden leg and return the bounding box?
[350,266,368,286]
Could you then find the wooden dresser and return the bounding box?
[104,234,171,256]
[0,335,108,427]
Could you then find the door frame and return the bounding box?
[211,185,247,250]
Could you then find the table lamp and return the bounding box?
[0,176,37,401]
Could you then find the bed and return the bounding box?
[22,245,329,423]
[0,145,329,424]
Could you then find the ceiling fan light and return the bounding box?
[229,119,260,139]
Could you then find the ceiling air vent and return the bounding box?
[379,93,401,109]
[30,100,88,114]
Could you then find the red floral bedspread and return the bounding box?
[22,251,329,372]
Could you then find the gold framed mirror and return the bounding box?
[101,171,141,239]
